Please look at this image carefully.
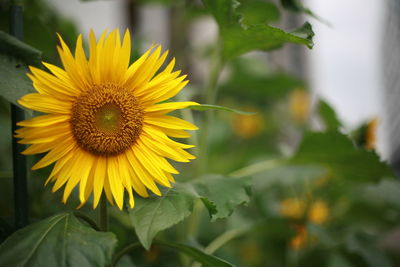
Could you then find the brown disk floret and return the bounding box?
[71,83,144,156]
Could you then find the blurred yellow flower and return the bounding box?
[308,200,329,224]
[279,198,305,219]
[290,225,308,250]
[365,117,378,150]
[289,89,311,123]
[232,111,263,139]
[16,29,198,209]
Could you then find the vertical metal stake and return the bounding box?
[10,2,28,229]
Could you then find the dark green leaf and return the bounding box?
[129,176,251,249]
[290,131,394,182]
[252,165,326,189]
[128,184,196,250]
[363,179,400,207]
[0,31,41,66]
[221,23,313,60]
[191,175,251,221]
[318,100,341,130]
[346,230,391,267]
[0,54,35,106]
[189,104,255,115]
[201,0,241,28]
[157,241,234,267]
[220,57,305,103]
[237,1,280,25]
[0,213,117,267]
[0,30,40,106]
[280,0,324,23]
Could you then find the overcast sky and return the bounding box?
[306,0,384,128]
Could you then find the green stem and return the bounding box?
[111,242,141,267]
[10,0,28,230]
[73,212,100,231]
[229,158,287,178]
[99,195,108,232]
[191,228,249,267]
[198,44,224,175]
[186,200,203,239]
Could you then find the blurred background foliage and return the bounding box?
[0,0,399,267]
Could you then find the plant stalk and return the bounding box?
[197,44,224,174]
[99,195,108,232]
[10,0,28,230]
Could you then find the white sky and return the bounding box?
[306,0,384,128]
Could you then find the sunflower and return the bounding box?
[16,29,198,210]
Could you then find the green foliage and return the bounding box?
[129,184,195,250]
[189,104,256,115]
[129,176,250,249]
[0,213,117,267]
[290,131,393,182]
[318,100,341,130]
[237,0,280,25]
[202,0,314,60]
[0,31,41,66]
[221,22,314,60]
[0,31,40,106]
[0,54,34,107]
[191,175,251,220]
[157,241,235,267]
[346,231,391,267]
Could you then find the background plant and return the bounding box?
[0,0,399,266]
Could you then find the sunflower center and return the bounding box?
[71,83,144,156]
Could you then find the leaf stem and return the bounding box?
[10,0,28,230]
[191,228,249,267]
[111,242,141,267]
[73,212,100,231]
[198,42,225,174]
[229,158,287,178]
[99,195,108,232]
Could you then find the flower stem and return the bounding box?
[111,242,141,267]
[10,0,28,230]
[74,212,100,231]
[99,195,108,232]
[198,43,224,174]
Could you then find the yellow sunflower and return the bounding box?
[16,29,198,210]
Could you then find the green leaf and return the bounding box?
[128,184,196,250]
[191,175,251,221]
[0,31,41,106]
[0,54,35,106]
[157,241,234,267]
[201,0,241,29]
[290,131,394,182]
[280,0,325,23]
[363,179,400,207]
[318,100,341,130]
[221,23,314,60]
[0,31,42,66]
[129,176,251,249]
[219,57,305,103]
[189,104,256,115]
[201,0,314,60]
[237,1,280,25]
[0,213,117,267]
[346,230,391,267]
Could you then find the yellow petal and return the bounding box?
[31,136,75,170]
[145,101,199,113]
[145,115,198,130]
[17,114,70,127]
[93,156,107,209]
[107,156,124,210]
[125,148,161,195]
[18,93,72,114]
